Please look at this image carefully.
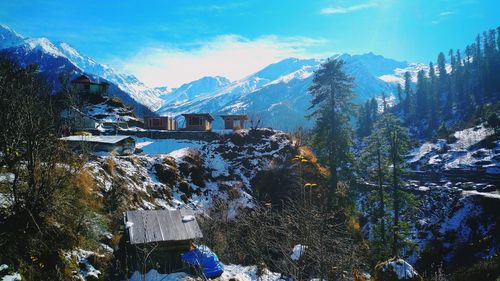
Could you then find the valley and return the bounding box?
[1,10,500,281]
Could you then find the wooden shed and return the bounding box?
[123,209,203,273]
[144,116,177,131]
[60,108,99,132]
[182,113,214,131]
[59,135,135,155]
[220,115,248,130]
[71,74,109,95]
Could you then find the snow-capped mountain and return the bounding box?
[157,55,422,130]
[0,24,24,49]
[161,76,231,106]
[1,24,425,129]
[0,24,164,111]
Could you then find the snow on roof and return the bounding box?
[60,135,133,144]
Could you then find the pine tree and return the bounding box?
[428,62,439,131]
[497,26,500,51]
[360,118,391,260]
[357,106,365,137]
[448,49,457,113]
[455,50,465,104]
[361,114,413,257]
[397,84,403,106]
[370,97,379,121]
[415,69,428,123]
[474,35,484,102]
[377,114,411,256]
[403,71,412,119]
[308,59,356,200]
[437,52,448,116]
[381,91,388,112]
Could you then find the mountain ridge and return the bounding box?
[0,24,425,130]
[0,24,164,111]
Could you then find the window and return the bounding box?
[189,117,202,126]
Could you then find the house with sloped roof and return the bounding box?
[59,135,135,155]
[182,113,214,131]
[220,114,248,130]
[71,74,109,95]
[123,209,203,273]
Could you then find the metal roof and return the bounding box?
[125,209,203,245]
[59,135,133,144]
[181,113,214,122]
[220,115,248,120]
[72,74,92,84]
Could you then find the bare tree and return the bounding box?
[248,112,264,131]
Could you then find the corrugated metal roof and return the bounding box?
[125,209,203,245]
[182,113,214,121]
[59,135,133,144]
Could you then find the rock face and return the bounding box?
[374,258,423,281]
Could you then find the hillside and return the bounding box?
[87,129,295,212]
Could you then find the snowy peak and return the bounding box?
[251,57,320,81]
[156,54,419,130]
[57,42,84,59]
[162,76,231,104]
[0,24,164,111]
[349,52,409,77]
[176,76,230,93]
[0,24,25,49]
[24,37,65,57]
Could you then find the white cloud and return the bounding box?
[116,35,328,88]
[433,10,455,24]
[320,1,378,14]
[439,11,454,16]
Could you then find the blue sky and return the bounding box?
[1,0,499,87]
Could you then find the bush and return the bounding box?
[106,97,126,108]
[452,255,500,281]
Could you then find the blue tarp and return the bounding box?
[181,245,224,278]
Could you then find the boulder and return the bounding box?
[374,258,423,281]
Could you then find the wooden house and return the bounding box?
[220,115,248,130]
[71,75,109,95]
[182,113,214,131]
[144,116,177,130]
[60,108,99,132]
[123,209,203,273]
[59,135,135,155]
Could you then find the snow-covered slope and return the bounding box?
[87,129,295,213]
[157,55,421,130]
[0,24,24,49]
[408,123,499,175]
[0,24,163,111]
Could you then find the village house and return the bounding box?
[123,209,203,273]
[143,116,177,130]
[59,135,135,155]
[71,74,109,95]
[220,114,248,130]
[60,108,99,133]
[182,113,214,131]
